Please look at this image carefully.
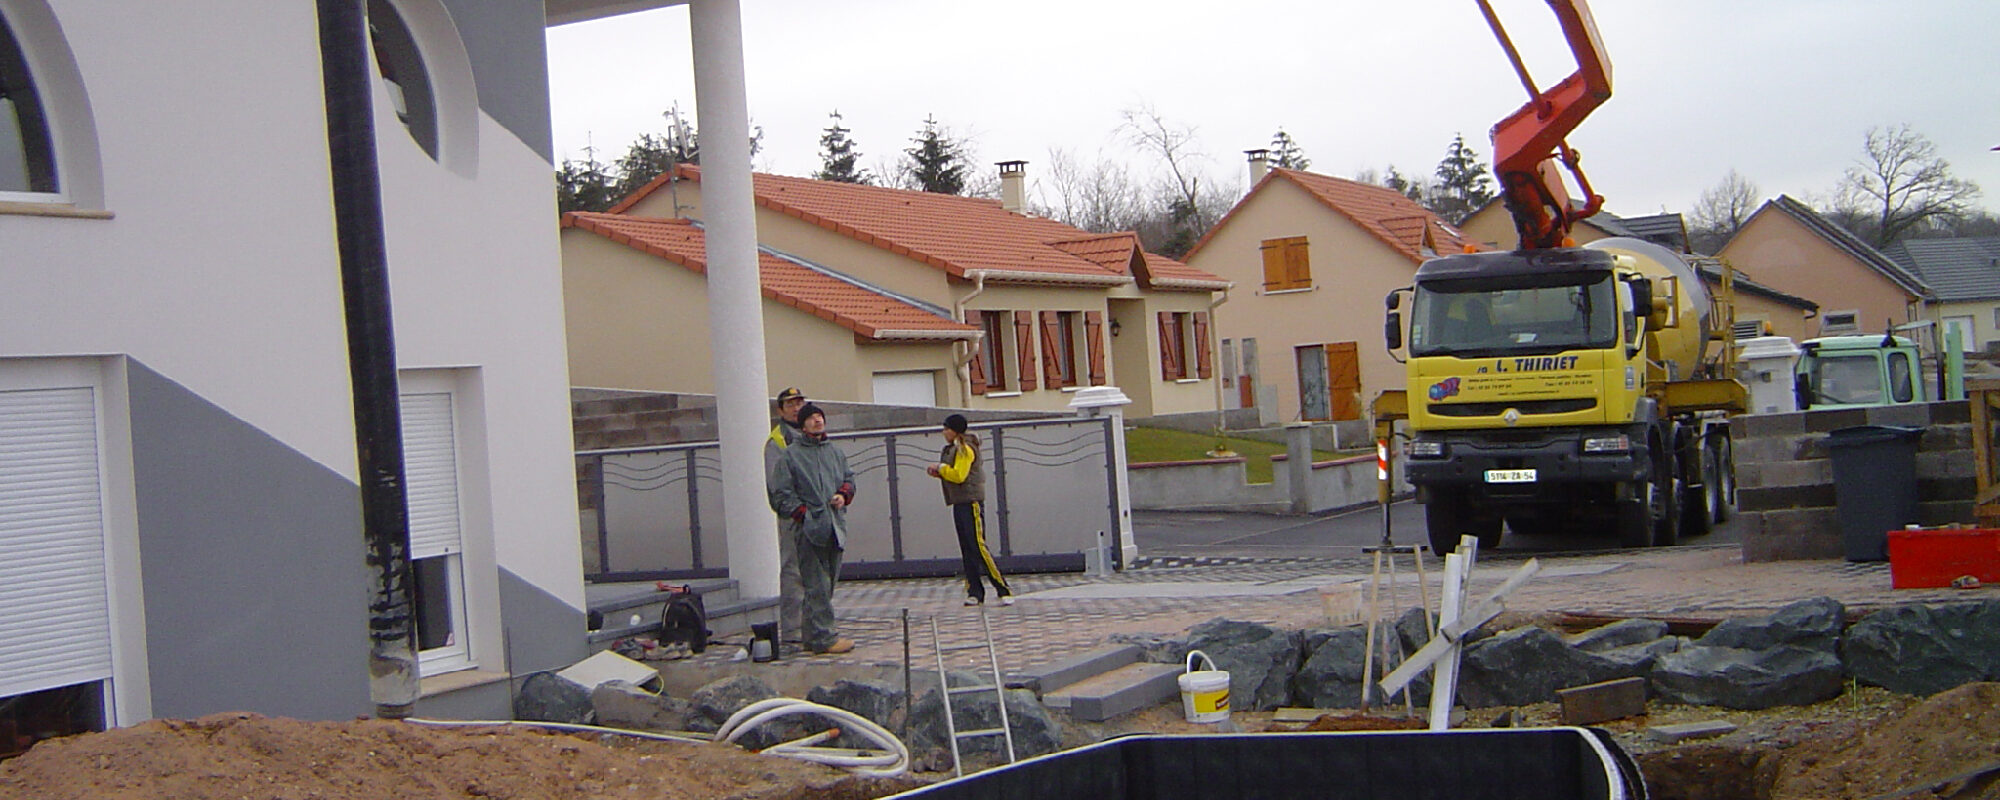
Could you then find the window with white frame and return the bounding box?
[0,10,58,195]
[1820,310,1859,334]
[401,390,469,672]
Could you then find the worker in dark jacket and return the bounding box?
[769,404,855,654]
[928,414,1011,606]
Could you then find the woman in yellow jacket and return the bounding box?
[927,414,1011,606]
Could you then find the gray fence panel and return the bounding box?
[892,429,962,561]
[989,420,1113,557]
[601,450,696,573]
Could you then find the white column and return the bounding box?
[690,0,779,598]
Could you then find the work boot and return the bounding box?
[811,638,854,655]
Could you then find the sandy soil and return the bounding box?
[4,685,1999,799]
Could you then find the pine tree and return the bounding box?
[814,110,871,184]
[1384,165,1424,203]
[556,145,616,213]
[1269,128,1310,171]
[1430,133,1494,224]
[902,114,969,195]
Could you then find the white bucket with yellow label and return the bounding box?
[1178,650,1231,724]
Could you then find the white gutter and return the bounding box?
[953,270,991,405]
[873,329,982,341]
[975,269,1133,287]
[1152,277,1234,291]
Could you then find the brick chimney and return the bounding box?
[997,160,1028,214]
[1245,149,1271,185]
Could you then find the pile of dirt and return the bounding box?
[0,712,926,800]
[1771,682,2000,800]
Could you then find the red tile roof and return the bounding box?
[563,212,979,341]
[1187,169,1477,264]
[611,165,1230,292]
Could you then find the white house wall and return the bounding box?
[2,0,583,723]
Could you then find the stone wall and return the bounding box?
[1732,400,1976,562]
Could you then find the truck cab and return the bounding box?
[1794,335,1925,409]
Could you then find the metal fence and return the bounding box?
[578,416,1120,582]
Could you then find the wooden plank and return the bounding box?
[1557,677,1647,725]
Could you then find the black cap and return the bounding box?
[798,404,826,424]
[776,387,806,403]
[943,414,968,434]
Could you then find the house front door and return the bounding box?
[1325,341,1362,421]
[1296,344,1330,421]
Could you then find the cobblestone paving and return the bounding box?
[675,544,1998,680]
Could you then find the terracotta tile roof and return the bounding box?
[1188,169,1478,264]
[563,212,979,341]
[1042,232,1228,290]
[612,165,1230,292]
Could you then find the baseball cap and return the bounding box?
[776,387,806,403]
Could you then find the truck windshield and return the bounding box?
[1408,273,1617,358]
[1808,353,1885,405]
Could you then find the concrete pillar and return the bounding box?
[691,0,778,597]
[1286,422,1313,514]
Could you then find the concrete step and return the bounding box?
[1041,662,1183,722]
[1009,645,1141,695]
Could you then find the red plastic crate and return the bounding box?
[1887,528,2000,589]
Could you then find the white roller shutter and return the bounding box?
[0,387,112,697]
[402,392,461,559]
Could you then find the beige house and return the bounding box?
[561,164,1231,417]
[1184,164,1476,423]
[1720,196,1931,338]
[1885,237,2000,353]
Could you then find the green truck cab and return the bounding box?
[1794,331,1967,410]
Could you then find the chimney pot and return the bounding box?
[1245,149,1271,185]
[998,160,1028,214]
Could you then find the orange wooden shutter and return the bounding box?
[965,310,988,395]
[1014,310,1038,391]
[1260,240,1285,289]
[1157,312,1181,380]
[1084,311,1106,386]
[1194,312,1213,379]
[1038,311,1064,388]
[1284,238,1311,288]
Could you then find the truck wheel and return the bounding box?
[1615,492,1651,549]
[1425,490,1500,555]
[1713,435,1735,523]
[1653,473,1682,547]
[1680,445,1717,539]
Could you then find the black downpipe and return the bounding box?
[315,0,419,718]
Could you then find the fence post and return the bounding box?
[1287,422,1314,514]
[886,434,904,561]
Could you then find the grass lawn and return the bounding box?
[1123,426,1344,484]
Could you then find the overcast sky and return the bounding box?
[546,0,2000,221]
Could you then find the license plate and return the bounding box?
[1485,469,1537,484]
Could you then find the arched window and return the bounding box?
[368,0,437,161]
[0,9,57,194]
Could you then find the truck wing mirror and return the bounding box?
[1385,287,1408,310]
[1794,372,1814,409]
[1385,312,1404,351]
[1627,278,1652,314]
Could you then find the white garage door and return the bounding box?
[872,371,938,407]
[0,386,111,697]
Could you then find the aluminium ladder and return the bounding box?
[927,609,1016,777]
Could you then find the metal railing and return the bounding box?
[578,416,1120,582]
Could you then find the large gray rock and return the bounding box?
[590,680,691,731]
[1183,618,1303,712]
[1457,627,1622,708]
[1650,645,1843,709]
[907,687,1061,762]
[1109,632,1190,665]
[806,679,906,730]
[1844,601,2000,696]
[1593,636,1686,676]
[1567,619,1670,653]
[1292,627,1370,708]
[515,671,594,724]
[1697,597,1845,654]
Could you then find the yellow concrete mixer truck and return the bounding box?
[1375,0,1747,554]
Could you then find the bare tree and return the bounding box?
[1033,147,1147,233]
[1118,103,1234,256]
[1836,124,1983,247]
[1687,169,1761,253]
